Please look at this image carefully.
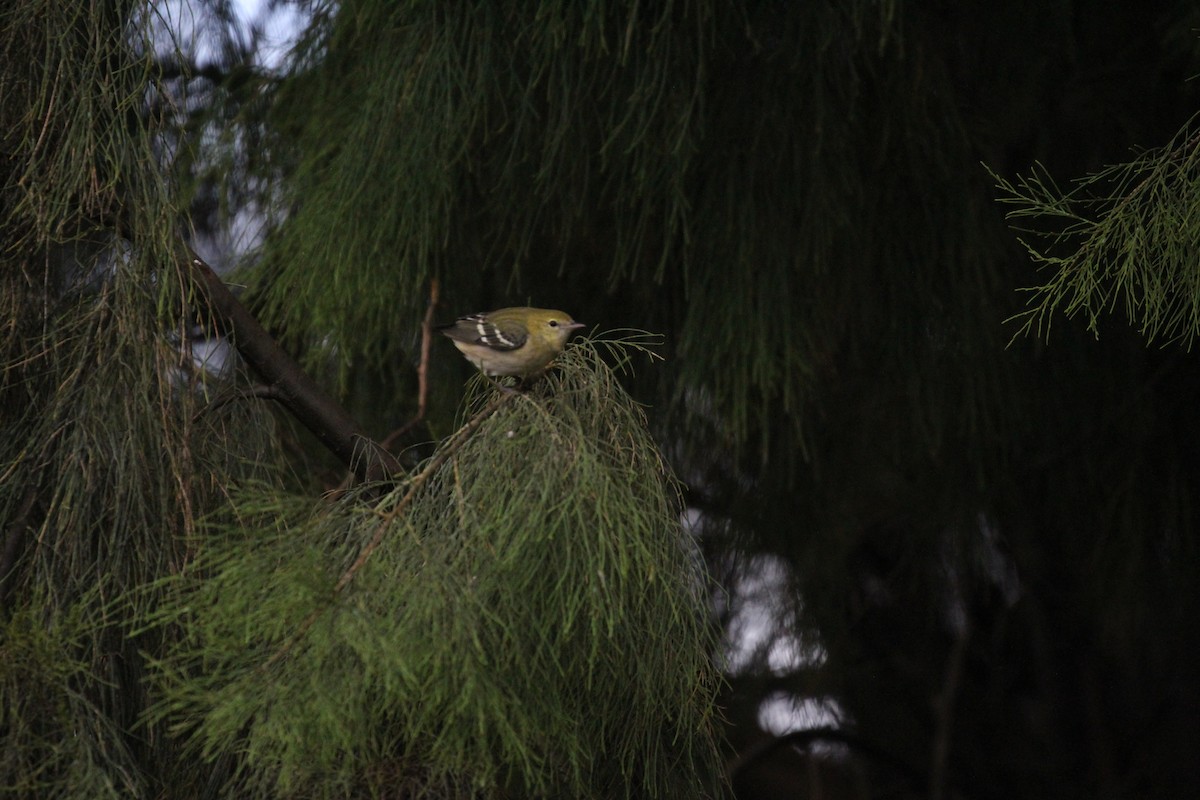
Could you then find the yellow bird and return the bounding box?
[438,307,585,377]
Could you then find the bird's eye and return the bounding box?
[548,320,559,327]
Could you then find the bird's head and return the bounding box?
[528,309,586,350]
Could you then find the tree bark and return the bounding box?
[188,254,401,485]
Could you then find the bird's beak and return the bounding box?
[566,322,587,330]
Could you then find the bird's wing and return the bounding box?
[442,314,528,350]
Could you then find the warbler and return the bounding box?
[438,307,586,378]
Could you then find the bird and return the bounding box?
[437,307,586,379]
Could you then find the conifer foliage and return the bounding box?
[1,2,724,797]
[5,1,1200,799]
[147,342,722,798]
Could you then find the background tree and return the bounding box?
[1,2,721,797]
[4,1,1200,799]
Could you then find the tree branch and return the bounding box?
[728,726,928,793]
[188,254,401,485]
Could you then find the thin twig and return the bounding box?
[336,392,506,591]
[20,59,63,184]
[381,278,439,450]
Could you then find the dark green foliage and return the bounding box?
[6,0,1200,798]
[995,126,1200,346]
[246,0,714,387]
[2,2,259,795]
[148,342,723,798]
[1,596,143,798]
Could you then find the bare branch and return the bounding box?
[188,253,401,485]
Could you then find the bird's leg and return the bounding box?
[515,374,546,393]
[485,375,519,394]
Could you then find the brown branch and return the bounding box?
[188,254,401,485]
[381,278,439,451]
[728,726,927,793]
